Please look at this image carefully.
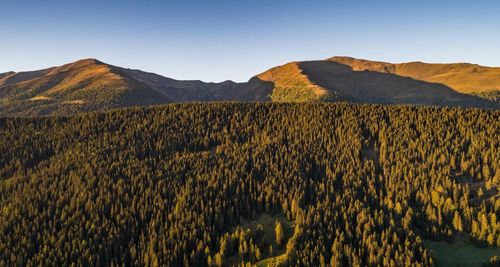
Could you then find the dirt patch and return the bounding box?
[29,95,51,101]
[62,99,85,105]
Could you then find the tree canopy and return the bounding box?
[0,103,498,266]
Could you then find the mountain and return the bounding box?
[0,59,273,116]
[0,57,498,116]
[121,68,271,102]
[0,59,169,116]
[257,57,499,106]
[328,56,500,94]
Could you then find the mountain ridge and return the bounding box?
[0,57,498,116]
[327,56,500,93]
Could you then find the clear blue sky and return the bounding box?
[1,0,499,82]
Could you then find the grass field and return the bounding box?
[224,213,294,266]
[254,254,287,267]
[234,213,294,239]
[251,214,293,267]
[424,239,499,267]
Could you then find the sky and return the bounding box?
[1,0,500,82]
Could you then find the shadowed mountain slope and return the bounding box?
[299,61,490,106]
[123,68,271,102]
[328,56,500,94]
[255,62,330,102]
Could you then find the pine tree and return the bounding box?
[452,211,463,232]
[275,220,284,247]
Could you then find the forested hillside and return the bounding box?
[0,103,498,266]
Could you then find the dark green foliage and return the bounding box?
[0,103,498,266]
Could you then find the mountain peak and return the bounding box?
[65,58,106,70]
[327,56,395,73]
[74,58,104,65]
[45,58,109,76]
[256,62,329,102]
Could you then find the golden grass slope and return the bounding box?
[0,59,145,102]
[256,62,329,102]
[43,59,128,97]
[0,59,171,116]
